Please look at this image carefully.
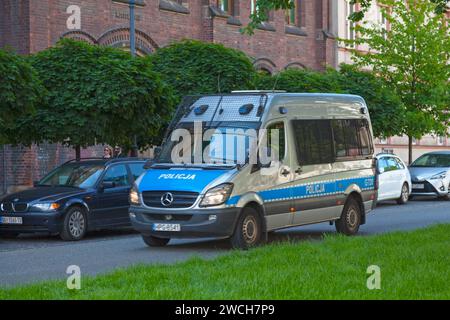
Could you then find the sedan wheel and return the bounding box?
[440,183,450,201]
[60,207,87,241]
[396,183,409,205]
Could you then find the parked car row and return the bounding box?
[1,92,449,249]
[0,158,146,240]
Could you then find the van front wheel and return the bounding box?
[142,235,170,247]
[335,198,361,236]
[230,207,262,250]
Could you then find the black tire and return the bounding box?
[396,183,409,205]
[60,206,88,241]
[142,235,170,247]
[230,207,262,250]
[335,197,362,236]
[439,183,450,201]
[0,232,20,239]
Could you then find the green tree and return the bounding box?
[0,50,43,144]
[254,65,405,138]
[344,0,449,163]
[337,64,405,138]
[150,40,256,101]
[29,39,174,159]
[244,0,448,34]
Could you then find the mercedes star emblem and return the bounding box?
[161,192,174,207]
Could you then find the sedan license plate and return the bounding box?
[153,223,180,232]
[412,184,424,189]
[0,216,23,225]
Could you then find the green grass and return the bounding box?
[1,224,449,300]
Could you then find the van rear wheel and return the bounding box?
[335,197,361,236]
[230,207,262,250]
[142,235,170,247]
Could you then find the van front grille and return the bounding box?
[142,191,199,208]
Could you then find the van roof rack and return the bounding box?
[231,90,287,93]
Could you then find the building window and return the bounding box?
[346,1,355,40]
[378,6,388,40]
[218,0,234,15]
[251,0,256,14]
[285,1,297,25]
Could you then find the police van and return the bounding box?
[129,91,377,249]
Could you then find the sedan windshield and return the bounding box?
[38,163,104,188]
[410,154,450,168]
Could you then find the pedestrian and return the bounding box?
[103,146,113,159]
[114,146,124,158]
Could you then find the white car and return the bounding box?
[409,151,450,200]
[376,154,411,204]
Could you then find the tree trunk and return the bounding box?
[130,135,138,157]
[408,135,413,165]
[75,145,81,161]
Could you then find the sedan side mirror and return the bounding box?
[100,181,116,191]
[33,181,40,187]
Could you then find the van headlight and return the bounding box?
[200,183,234,207]
[430,171,447,180]
[129,185,141,205]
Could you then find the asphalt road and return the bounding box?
[0,198,449,288]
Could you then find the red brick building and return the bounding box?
[0,0,338,193]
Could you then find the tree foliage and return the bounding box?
[254,65,405,138]
[149,40,256,101]
[28,39,175,154]
[0,50,43,144]
[244,0,448,34]
[343,0,449,162]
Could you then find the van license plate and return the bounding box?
[0,217,23,225]
[153,223,180,232]
[412,184,424,189]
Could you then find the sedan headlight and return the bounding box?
[430,171,447,180]
[200,183,234,207]
[31,202,60,211]
[129,185,141,205]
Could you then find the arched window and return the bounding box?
[97,27,158,55]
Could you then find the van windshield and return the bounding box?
[156,121,260,166]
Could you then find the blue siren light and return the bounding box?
[239,104,254,115]
[194,105,209,115]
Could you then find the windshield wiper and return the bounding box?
[150,163,236,170]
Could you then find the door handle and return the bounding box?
[280,168,290,176]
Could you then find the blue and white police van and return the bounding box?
[129,91,377,249]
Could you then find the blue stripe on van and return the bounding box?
[226,176,375,206]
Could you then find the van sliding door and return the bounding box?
[290,120,339,225]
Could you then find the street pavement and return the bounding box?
[0,198,449,288]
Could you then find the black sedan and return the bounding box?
[0,158,147,240]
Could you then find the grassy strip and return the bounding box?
[1,224,449,300]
